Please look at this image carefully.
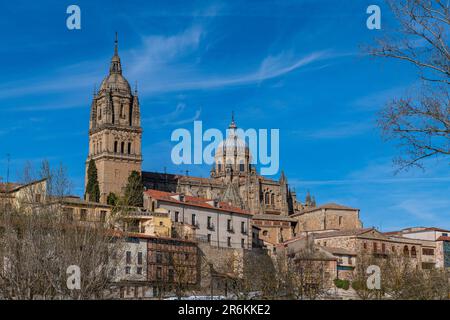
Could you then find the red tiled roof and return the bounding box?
[144,189,252,216]
[437,236,450,241]
[0,182,23,193]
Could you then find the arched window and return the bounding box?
[120,104,124,117]
[218,163,222,171]
[403,245,409,257]
[93,143,96,154]
[128,142,131,154]
[97,107,102,120]
[121,142,125,153]
[239,162,245,172]
[114,141,118,153]
[99,141,102,153]
[339,216,343,226]
[264,193,269,204]
[411,246,417,257]
[271,193,275,205]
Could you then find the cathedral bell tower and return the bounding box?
[85,33,142,203]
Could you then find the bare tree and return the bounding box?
[0,162,123,300]
[370,0,449,170]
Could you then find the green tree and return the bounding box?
[85,159,100,202]
[124,170,143,207]
[106,192,118,206]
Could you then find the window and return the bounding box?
[137,267,142,275]
[442,233,448,237]
[227,219,233,232]
[156,252,162,264]
[156,267,162,280]
[207,234,211,243]
[207,216,212,229]
[128,142,131,154]
[323,241,327,247]
[411,246,417,257]
[126,251,131,264]
[174,211,179,222]
[373,242,378,253]
[363,242,367,250]
[241,239,245,248]
[100,210,107,222]
[338,216,343,226]
[218,163,222,171]
[192,214,196,226]
[80,209,87,221]
[121,142,125,153]
[137,252,143,265]
[168,269,174,282]
[98,107,102,120]
[264,193,269,204]
[114,141,118,153]
[382,243,386,253]
[125,266,131,274]
[241,221,246,234]
[227,237,231,247]
[239,163,245,172]
[403,246,409,257]
[271,193,275,205]
[423,248,434,255]
[35,194,41,203]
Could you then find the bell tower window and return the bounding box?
[128,142,131,154]
[121,142,125,154]
[114,141,118,153]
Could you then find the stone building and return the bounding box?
[86,34,142,203]
[292,203,363,234]
[144,189,253,249]
[142,116,310,218]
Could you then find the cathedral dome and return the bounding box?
[100,73,131,92]
[215,115,251,165]
[99,33,131,94]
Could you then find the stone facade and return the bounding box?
[144,189,253,249]
[142,118,306,218]
[86,35,142,203]
[292,203,363,234]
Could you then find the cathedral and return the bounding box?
[85,35,314,218]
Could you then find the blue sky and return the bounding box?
[0,0,448,230]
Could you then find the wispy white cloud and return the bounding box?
[141,103,201,128]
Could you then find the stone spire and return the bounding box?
[109,32,122,75]
[229,111,237,129]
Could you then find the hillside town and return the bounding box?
[0,36,448,300]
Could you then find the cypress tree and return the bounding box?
[124,170,143,207]
[85,159,100,202]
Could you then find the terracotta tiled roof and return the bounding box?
[252,214,297,223]
[437,236,450,241]
[0,183,22,193]
[144,189,251,216]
